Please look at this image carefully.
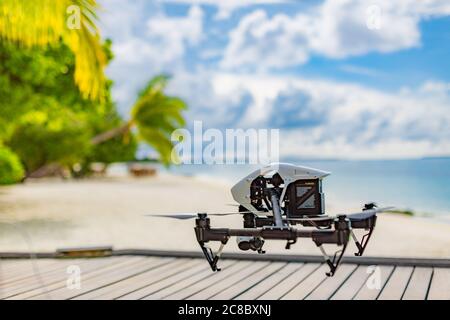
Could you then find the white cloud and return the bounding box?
[180,72,450,159]
[99,2,205,113]
[147,5,204,47]
[112,5,204,67]
[221,10,310,69]
[97,0,450,159]
[221,0,450,69]
[166,70,254,128]
[161,0,290,20]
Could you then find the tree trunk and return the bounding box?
[90,122,132,145]
[26,122,132,179]
[27,163,66,179]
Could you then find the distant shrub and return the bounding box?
[0,146,25,185]
[387,209,415,216]
[8,109,91,174]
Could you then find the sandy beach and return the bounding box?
[0,173,449,258]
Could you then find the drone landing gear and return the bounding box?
[285,238,297,249]
[348,209,377,256]
[198,240,228,272]
[351,229,372,256]
[195,213,352,276]
[317,243,348,277]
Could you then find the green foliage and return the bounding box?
[0,40,136,176]
[0,0,107,100]
[87,108,137,165]
[131,75,187,165]
[88,134,137,165]
[0,145,25,185]
[0,38,185,178]
[8,109,91,173]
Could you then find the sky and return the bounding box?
[98,0,450,160]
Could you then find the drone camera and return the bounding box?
[286,178,325,217]
[237,236,265,252]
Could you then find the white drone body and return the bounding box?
[231,162,330,215]
[147,162,391,276]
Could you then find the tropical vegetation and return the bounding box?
[0,1,187,184]
[0,0,107,100]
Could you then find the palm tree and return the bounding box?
[0,0,106,100]
[91,75,187,165]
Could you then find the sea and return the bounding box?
[163,158,450,218]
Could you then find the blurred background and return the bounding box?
[0,0,449,257]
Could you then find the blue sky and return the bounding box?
[99,0,450,159]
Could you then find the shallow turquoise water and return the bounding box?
[166,159,450,216]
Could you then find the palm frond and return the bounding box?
[0,0,106,100]
[131,75,187,165]
[138,127,176,165]
[138,74,171,98]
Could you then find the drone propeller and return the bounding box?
[145,206,394,221]
[285,206,394,223]
[145,211,255,220]
[345,206,394,221]
[225,203,240,207]
[145,213,202,220]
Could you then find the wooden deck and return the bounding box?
[1,251,449,300]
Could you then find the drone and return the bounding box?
[147,163,393,277]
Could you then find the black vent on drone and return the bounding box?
[271,173,284,187]
[286,179,324,217]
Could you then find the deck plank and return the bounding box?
[331,266,393,300]
[28,257,160,300]
[282,264,329,300]
[352,265,394,300]
[118,260,210,300]
[64,257,175,300]
[377,266,413,300]
[1,255,449,301]
[427,268,450,300]
[1,260,64,288]
[210,262,287,300]
[0,260,36,275]
[331,265,370,300]
[163,261,253,300]
[1,259,50,274]
[187,261,271,300]
[8,257,139,300]
[306,264,357,300]
[0,259,60,286]
[258,263,320,300]
[0,259,88,299]
[1,259,102,289]
[402,267,433,300]
[234,263,302,300]
[72,257,181,300]
[143,260,237,300]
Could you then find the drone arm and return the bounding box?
[195,215,351,246]
[195,214,351,275]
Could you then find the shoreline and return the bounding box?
[0,173,449,258]
[166,170,450,221]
